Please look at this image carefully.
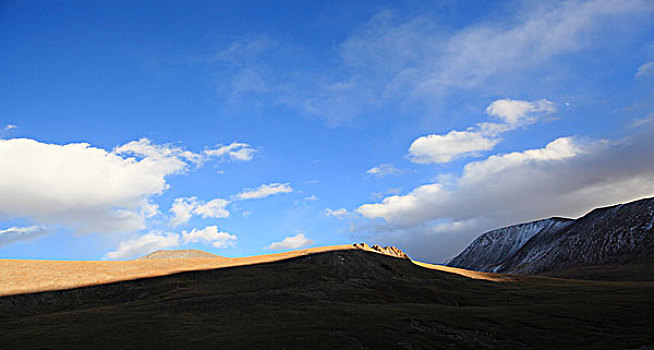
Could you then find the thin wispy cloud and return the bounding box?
[636,61,654,79]
[236,183,293,200]
[217,0,652,125]
[0,225,48,247]
[203,142,257,161]
[366,163,403,177]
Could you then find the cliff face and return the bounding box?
[448,197,654,274]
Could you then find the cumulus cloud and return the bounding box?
[0,138,250,234]
[0,225,48,247]
[104,231,180,260]
[169,197,230,226]
[366,163,402,177]
[203,142,257,161]
[236,183,293,200]
[181,225,237,248]
[323,208,348,219]
[409,98,554,164]
[0,138,188,233]
[409,130,499,164]
[358,123,654,262]
[265,233,313,251]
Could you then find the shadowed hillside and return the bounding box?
[1,249,653,349]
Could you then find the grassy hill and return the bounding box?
[1,249,653,349]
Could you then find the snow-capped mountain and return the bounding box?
[447,218,573,272]
[448,197,654,275]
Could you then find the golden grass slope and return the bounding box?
[0,243,512,297]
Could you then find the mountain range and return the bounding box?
[448,197,654,276]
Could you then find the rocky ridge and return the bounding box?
[353,242,410,259]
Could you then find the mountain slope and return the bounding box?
[502,197,654,274]
[447,217,573,271]
[1,249,653,349]
[448,197,654,276]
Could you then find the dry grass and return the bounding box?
[0,245,402,296]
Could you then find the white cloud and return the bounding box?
[0,138,191,233]
[323,208,348,219]
[485,99,555,127]
[409,98,554,164]
[0,225,48,247]
[181,225,237,248]
[236,183,293,200]
[169,197,230,226]
[366,163,402,177]
[195,198,230,218]
[357,125,654,262]
[169,198,196,227]
[104,231,180,260]
[114,138,202,164]
[409,130,498,164]
[265,233,313,251]
[204,142,256,161]
[0,138,249,234]
[360,137,588,225]
[636,61,654,79]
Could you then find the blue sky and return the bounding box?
[1,0,653,262]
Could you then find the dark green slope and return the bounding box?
[1,250,653,349]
